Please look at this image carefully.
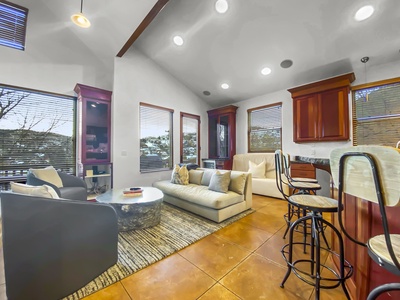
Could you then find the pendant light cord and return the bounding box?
[80,0,83,13]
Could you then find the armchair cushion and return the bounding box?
[29,166,63,188]
[27,170,88,201]
[10,182,59,199]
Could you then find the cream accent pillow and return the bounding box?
[30,166,63,188]
[170,164,189,185]
[209,171,231,193]
[189,170,204,185]
[10,182,60,199]
[248,161,266,178]
[229,173,247,195]
[201,169,217,186]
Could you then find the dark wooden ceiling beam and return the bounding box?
[116,0,169,58]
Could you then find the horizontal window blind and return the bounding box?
[0,1,28,50]
[353,79,400,147]
[248,103,282,152]
[140,103,173,172]
[0,85,76,177]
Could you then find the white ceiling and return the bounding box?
[133,0,400,106]
[11,0,400,107]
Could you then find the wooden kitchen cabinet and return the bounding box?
[290,162,316,179]
[289,73,355,143]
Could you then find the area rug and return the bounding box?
[65,203,254,299]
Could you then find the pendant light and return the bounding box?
[71,0,91,28]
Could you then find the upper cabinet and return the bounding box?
[207,105,238,170]
[74,84,112,164]
[288,73,355,143]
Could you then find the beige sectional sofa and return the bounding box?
[153,168,252,222]
[232,153,288,199]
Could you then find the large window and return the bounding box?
[248,103,282,152]
[140,102,173,172]
[0,1,28,50]
[180,112,200,165]
[0,84,77,180]
[352,77,400,147]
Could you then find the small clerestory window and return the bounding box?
[0,0,28,50]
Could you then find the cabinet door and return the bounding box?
[318,87,349,141]
[217,114,230,158]
[83,99,111,163]
[208,115,218,158]
[293,95,318,142]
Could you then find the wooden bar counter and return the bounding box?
[331,194,400,300]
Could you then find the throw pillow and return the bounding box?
[10,182,59,199]
[208,171,231,193]
[189,170,204,185]
[29,166,63,188]
[201,169,216,186]
[248,160,266,178]
[170,164,189,185]
[229,173,247,195]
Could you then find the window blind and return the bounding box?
[140,102,173,172]
[248,103,282,152]
[0,1,28,50]
[0,85,76,176]
[353,79,400,147]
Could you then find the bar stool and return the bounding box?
[280,194,353,299]
[330,145,400,300]
[275,150,322,240]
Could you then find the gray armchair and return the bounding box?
[27,170,87,201]
[1,192,119,300]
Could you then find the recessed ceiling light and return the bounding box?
[261,67,272,75]
[215,0,228,14]
[355,5,374,21]
[173,35,184,46]
[280,59,293,69]
[203,91,211,96]
[221,83,229,89]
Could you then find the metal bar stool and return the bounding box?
[280,193,353,300]
[275,150,323,243]
[330,145,400,300]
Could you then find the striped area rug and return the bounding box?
[65,203,254,299]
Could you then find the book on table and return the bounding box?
[123,187,143,196]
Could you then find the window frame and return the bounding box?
[247,102,282,153]
[0,0,29,51]
[0,83,77,190]
[180,112,200,165]
[139,102,174,173]
[351,77,400,146]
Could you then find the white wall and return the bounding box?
[112,49,211,188]
[0,3,112,95]
[235,60,400,158]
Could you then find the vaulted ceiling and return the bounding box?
[12,0,400,107]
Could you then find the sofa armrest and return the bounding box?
[1,192,118,300]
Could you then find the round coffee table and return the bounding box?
[96,187,163,231]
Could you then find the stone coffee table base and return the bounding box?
[96,187,164,231]
[114,199,162,231]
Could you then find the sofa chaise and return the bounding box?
[153,168,252,222]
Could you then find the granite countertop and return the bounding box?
[292,156,330,166]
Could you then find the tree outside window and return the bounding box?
[0,85,76,185]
